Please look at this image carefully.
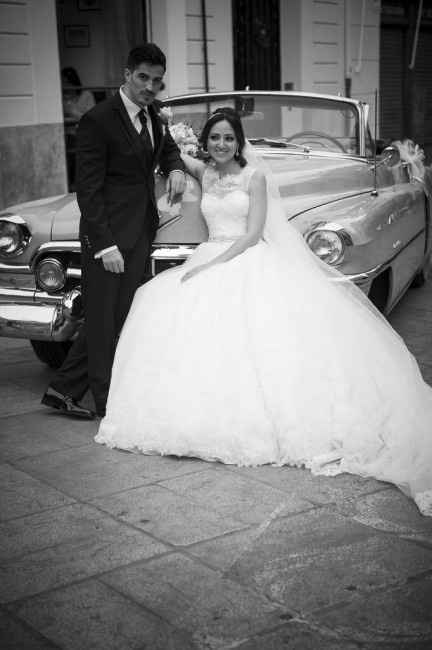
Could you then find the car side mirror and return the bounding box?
[374,138,390,155]
[379,145,400,168]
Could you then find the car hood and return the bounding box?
[6,153,376,244]
[48,195,80,240]
[265,153,373,221]
[1,194,73,240]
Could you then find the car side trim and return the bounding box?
[346,226,427,283]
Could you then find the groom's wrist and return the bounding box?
[94,245,119,259]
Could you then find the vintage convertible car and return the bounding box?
[0,91,431,368]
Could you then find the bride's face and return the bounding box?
[207,120,238,164]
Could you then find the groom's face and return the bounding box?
[124,62,165,107]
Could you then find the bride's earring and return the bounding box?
[234,147,240,160]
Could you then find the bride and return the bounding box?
[96,107,432,516]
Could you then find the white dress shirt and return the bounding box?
[119,86,154,146]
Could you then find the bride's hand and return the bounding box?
[181,263,211,282]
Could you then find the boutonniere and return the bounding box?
[158,106,173,126]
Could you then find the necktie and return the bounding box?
[137,109,153,150]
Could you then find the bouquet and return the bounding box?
[158,106,199,157]
[169,121,199,156]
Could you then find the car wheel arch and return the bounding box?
[368,267,392,313]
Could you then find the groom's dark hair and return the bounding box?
[126,43,166,72]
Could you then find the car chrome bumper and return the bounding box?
[0,287,82,341]
[150,244,381,291]
[150,244,197,276]
[344,262,385,291]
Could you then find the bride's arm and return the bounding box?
[181,153,206,181]
[181,169,267,282]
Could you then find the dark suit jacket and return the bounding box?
[76,92,184,253]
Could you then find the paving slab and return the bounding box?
[0,340,40,366]
[236,619,361,649]
[362,638,431,650]
[310,574,432,645]
[0,608,58,649]
[0,412,93,463]
[159,467,313,524]
[337,487,432,544]
[0,463,74,521]
[187,527,270,572]
[101,552,289,644]
[91,483,247,546]
[229,464,391,506]
[13,444,209,500]
[0,503,168,603]
[0,383,45,418]
[8,578,194,650]
[9,369,50,390]
[224,509,432,613]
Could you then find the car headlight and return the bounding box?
[0,217,30,258]
[305,228,348,265]
[36,258,66,292]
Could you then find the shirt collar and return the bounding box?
[119,86,149,120]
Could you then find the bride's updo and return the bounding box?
[200,107,248,167]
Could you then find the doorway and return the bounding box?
[380,0,432,159]
[232,0,280,91]
[55,0,148,189]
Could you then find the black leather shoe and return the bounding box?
[41,388,95,420]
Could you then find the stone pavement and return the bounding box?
[1,283,432,649]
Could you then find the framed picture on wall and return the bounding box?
[64,24,90,47]
[77,0,101,9]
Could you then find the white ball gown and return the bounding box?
[95,164,432,516]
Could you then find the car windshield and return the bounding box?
[164,94,360,155]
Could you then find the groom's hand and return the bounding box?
[101,247,124,273]
[167,170,186,205]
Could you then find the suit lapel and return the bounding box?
[112,92,152,171]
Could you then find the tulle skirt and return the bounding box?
[96,240,432,516]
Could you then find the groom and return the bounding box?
[42,43,185,419]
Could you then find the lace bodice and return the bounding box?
[201,165,256,241]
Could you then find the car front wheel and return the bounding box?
[30,340,72,369]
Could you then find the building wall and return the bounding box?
[150,0,233,97]
[0,0,67,210]
[280,0,345,95]
[280,0,380,124]
[185,0,233,92]
[345,0,381,127]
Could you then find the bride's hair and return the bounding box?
[200,107,247,167]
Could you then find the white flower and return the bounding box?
[392,139,425,182]
[159,106,173,125]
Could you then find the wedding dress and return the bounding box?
[96,163,432,516]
